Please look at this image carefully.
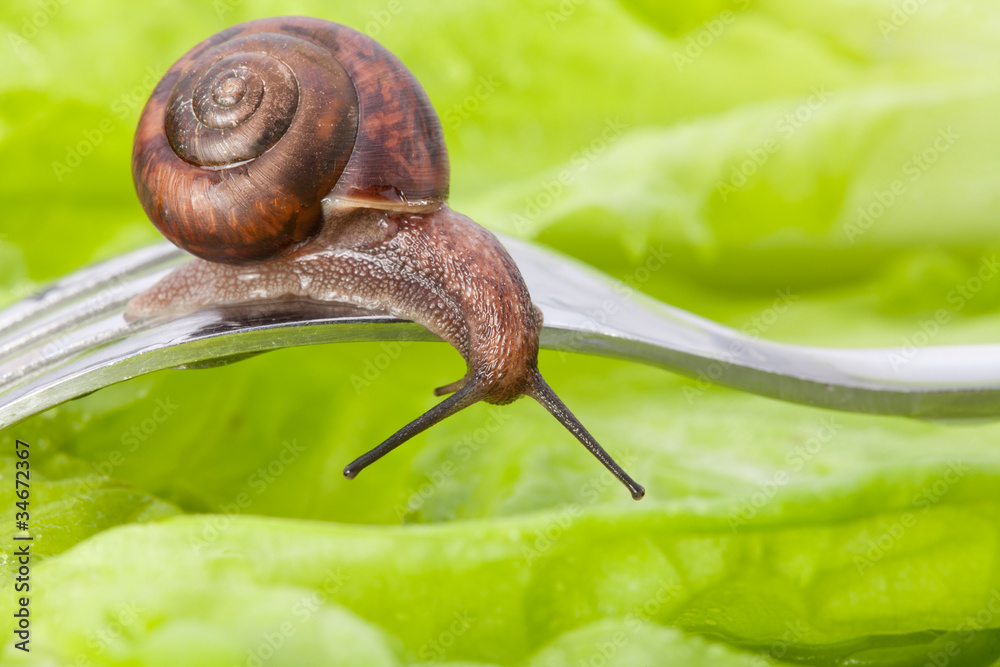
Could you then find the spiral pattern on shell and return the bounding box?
[133,17,450,264]
[167,48,301,166]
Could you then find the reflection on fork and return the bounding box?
[2,235,1000,435]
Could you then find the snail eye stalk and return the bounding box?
[343,382,481,480]
[528,372,645,500]
[129,16,645,502]
[343,371,645,501]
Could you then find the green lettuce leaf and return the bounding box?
[4,0,1000,665]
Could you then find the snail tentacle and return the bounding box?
[128,16,645,500]
[343,380,484,479]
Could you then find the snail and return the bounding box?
[127,16,644,500]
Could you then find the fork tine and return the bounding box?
[6,236,1000,435]
[0,316,144,393]
[0,245,186,393]
[0,283,137,361]
[0,244,184,340]
[0,242,434,432]
[0,307,428,431]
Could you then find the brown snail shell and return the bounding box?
[128,17,644,500]
[133,16,448,264]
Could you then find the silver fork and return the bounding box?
[2,235,1000,432]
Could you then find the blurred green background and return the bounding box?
[4,0,1000,665]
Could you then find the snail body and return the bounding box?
[128,17,644,500]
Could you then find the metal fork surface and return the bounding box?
[2,235,1000,432]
